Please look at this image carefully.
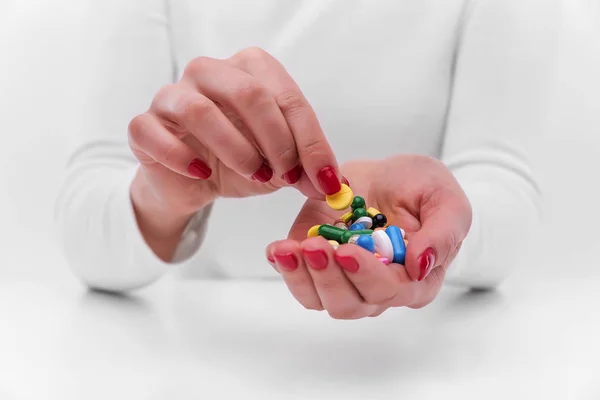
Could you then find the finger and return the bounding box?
[230,47,343,196]
[301,237,376,319]
[407,263,448,309]
[269,240,323,312]
[151,83,271,182]
[405,188,472,282]
[181,56,297,182]
[128,113,212,180]
[334,243,420,307]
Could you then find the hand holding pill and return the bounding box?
[127,47,343,260]
[267,155,473,318]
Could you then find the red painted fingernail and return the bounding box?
[251,162,273,183]
[274,252,298,271]
[418,248,436,281]
[187,159,212,179]
[303,249,328,270]
[317,166,341,195]
[341,176,350,187]
[282,165,303,185]
[335,254,359,273]
[267,255,275,264]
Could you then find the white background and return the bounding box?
[0,1,599,281]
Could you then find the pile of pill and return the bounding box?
[306,183,407,265]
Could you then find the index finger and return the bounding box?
[229,47,343,196]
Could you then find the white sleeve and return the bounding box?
[54,0,209,292]
[440,0,556,288]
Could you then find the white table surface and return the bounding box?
[1,260,599,400]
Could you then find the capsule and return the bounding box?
[341,229,373,243]
[371,213,388,229]
[318,225,346,242]
[351,196,366,211]
[307,225,321,238]
[372,230,394,261]
[328,240,340,249]
[356,235,375,253]
[385,225,406,264]
[355,216,373,229]
[352,207,368,222]
[333,219,348,230]
[367,207,381,218]
[340,211,354,223]
[349,223,365,231]
[378,257,390,265]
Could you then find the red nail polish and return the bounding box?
[303,249,328,270]
[187,159,212,179]
[274,252,298,271]
[341,176,350,187]
[282,165,303,185]
[317,166,341,195]
[267,255,275,264]
[418,248,436,281]
[335,254,359,273]
[251,162,273,183]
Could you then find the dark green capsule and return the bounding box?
[352,207,368,222]
[341,229,373,243]
[318,224,346,242]
[351,196,366,211]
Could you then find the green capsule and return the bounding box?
[351,196,366,211]
[352,207,368,222]
[341,229,373,243]
[318,224,346,242]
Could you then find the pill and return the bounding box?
[367,207,381,218]
[356,235,375,253]
[385,225,406,265]
[328,240,340,249]
[341,229,373,243]
[404,239,409,246]
[349,223,365,231]
[307,225,321,238]
[340,211,354,223]
[374,253,381,258]
[356,216,373,229]
[371,213,388,229]
[351,196,366,211]
[400,228,405,238]
[347,234,360,245]
[326,184,354,210]
[352,207,368,222]
[318,225,346,242]
[334,219,348,230]
[372,230,394,260]
[378,257,390,265]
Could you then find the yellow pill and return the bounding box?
[326,184,354,211]
[367,207,380,218]
[328,240,340,247]
[340,211,353,223]
[307,225,321,238]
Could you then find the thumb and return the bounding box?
[405,196,472,282]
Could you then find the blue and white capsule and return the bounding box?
[385,225,406,264]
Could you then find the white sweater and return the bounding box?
[55,0,551,292]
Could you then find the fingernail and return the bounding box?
[274,252,298,271]
[335,254,359,273]
[267,255,275,264]
[282,165,303,185]
[251,162,273,183]
[341,176,350,187]
[303,249,328,270]
[317,166,341,195]
[418,248,436,281]
[188,159,212,179]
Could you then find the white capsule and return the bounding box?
[372,230,394,261]
[356,216,373,229]
[400,228,405,238]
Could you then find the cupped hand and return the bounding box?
[266,155,472,318]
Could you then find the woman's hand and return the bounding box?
[266,155,472,318]
[127,47,342,260]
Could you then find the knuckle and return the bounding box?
[184,56,213,77]
[233,81,270,109]
[300,136,327,158]
[275,90,308,119]
[239,46,270,61]
[127,114,152,144]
